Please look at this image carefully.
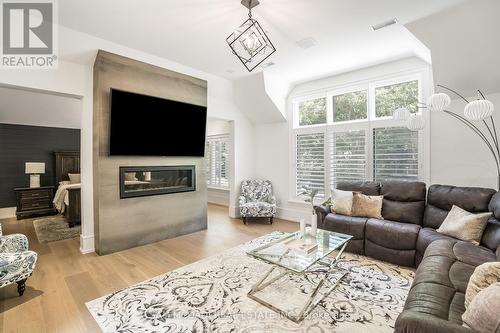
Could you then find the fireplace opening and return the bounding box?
[119,165,195,199]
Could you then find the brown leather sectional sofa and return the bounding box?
[315,181,500,333]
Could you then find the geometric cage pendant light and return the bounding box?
[226,0,276,72]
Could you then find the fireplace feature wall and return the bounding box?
[120,166,195,199]
[93,50,208,255]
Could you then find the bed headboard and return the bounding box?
[54,151,80,185]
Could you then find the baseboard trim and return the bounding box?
[80,234,95,254]
[276,205,308,223]
[229,205,239,219]
[0,207,16,219]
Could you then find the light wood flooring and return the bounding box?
[0,204,296,333]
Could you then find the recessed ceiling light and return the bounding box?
[371,18,398,31]
[296,37,317,49]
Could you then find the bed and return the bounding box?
[53,151,81,227]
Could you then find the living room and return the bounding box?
[0,0,499,332]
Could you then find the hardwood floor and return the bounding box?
[0,205,297,333]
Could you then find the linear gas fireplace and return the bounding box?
[119,165,196,199]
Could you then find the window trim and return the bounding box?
[289,69,430,202]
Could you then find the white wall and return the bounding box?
[0,25,255,252]
[206,118,231,206]
[255,58,433,222]
[430,92,500,189]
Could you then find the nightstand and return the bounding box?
[14,186,56,220]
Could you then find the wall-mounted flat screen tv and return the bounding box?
[109,89,207,157]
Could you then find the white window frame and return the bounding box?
[289,69,429,202]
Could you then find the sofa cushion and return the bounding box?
[424,185,496,229]
[380,181,426,225]
[365,218,420,267]
[323,213,367,254]
[481,217,500,251]
[336,181,380,195]
[399,239,495,332]
[366,218,420,250]
[416,228,456,266]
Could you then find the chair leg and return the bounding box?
[270,217,273,224]
[243,217,247,225]
[17,278,27,296]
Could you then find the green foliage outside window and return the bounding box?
[375,80,418,117]
[299,97,327,126]
[333,91,367,122]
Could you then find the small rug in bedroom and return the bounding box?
[86,232,415,333]
[33,215,80,243]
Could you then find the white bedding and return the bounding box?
[53,181,81,213]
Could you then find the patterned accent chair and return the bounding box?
[239,180,277,224]
[0,227,37,296]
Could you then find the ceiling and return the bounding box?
[58,0,466,84]
[406,0,500,97]
[0,87,82,129]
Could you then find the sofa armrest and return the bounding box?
[0,234,29,253]
[314,205,331,226]
[238,196,247,206]
[395,311,472,333]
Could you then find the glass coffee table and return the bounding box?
[246,229,352,323]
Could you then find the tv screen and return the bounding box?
[109,89,207,157]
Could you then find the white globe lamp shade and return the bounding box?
[427,93,451,112]
[393,107,411,121]
[464,99,494,121]
[406,114,425,131]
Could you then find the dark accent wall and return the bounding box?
[0,123,80,208]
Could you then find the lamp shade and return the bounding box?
[393,107,411,121]
[25,162,45,174]
[464,99,494,121]
[406,114,425,131]
[427,93,451,112]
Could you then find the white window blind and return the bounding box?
[330,130,367,187]
[373,127,419,181]
[296,132,325,196]
[206,134,229,188]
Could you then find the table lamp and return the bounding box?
[25,162,45,188]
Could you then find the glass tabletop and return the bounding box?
[247,229,352,273]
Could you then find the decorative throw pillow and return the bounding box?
[351,192,384,219]
[436,205,491,245]
[68,173,81,184]
[465,262,500,308]
[330,189,353,216]
[462,282,500,332]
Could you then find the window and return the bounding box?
[375,80,419,117]
[206,134,229,188]
[374,127,419,181]
[333,90,367,122]
[298,97,327,126]
[292,75,424,198]
[330,130,367,187]
[295,132,325,195]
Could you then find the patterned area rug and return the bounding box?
[86,232,414,333]
[33,215,80,243]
